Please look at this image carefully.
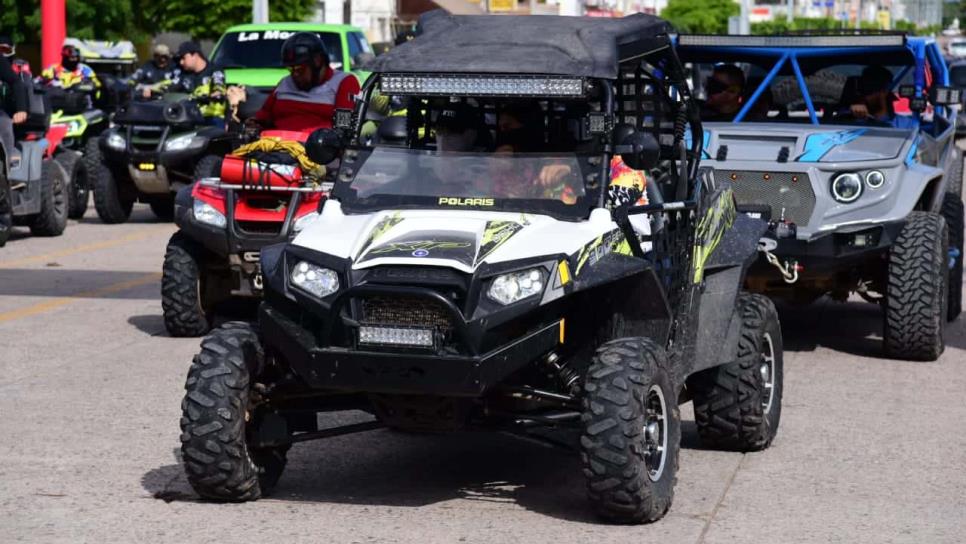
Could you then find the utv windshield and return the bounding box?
[212,31,344,70]
[339,147,589,219]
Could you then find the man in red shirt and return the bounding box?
[251,32,360,132]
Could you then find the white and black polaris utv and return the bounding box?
[178,12,783,524]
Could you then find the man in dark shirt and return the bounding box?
[130,44,177,98]
[0,34,28,168]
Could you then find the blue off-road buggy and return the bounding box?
[678,33,965,361]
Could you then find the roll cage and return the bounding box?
[676,33,953,127]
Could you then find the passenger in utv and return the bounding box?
[250,32,360,132]
[847,65,917,129]
[701,64,745,122]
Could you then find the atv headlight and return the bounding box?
[293,212,321,233]
[106,132,126,151]
[193,199,226,228]
[831,172,862,203]
[865,170,885,189]
[488,268,545,305]
[291,261,339,299]
[165,133,199,152]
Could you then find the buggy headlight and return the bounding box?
[193,199,226,228]
[293,212,321,233]
[488,268,545,305]
[831,173,862,203]
[106,132,126,150]
[165,133,199,152]
[291,261,339,299]
[865,170,885,189]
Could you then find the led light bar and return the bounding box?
[678,34,905,48]
[359,325,434,347]
[380,74,584,97]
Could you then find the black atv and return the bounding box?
[178,12,784,523]
[93,92,239,223]
[46,86,109,219]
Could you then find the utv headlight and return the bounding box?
[488,268,545,305]
[865,170,885,189]
[106,132,126,150]
[291,261,340,299]
[165,133,198,152]
[831,173,862,203]
[193,199,226,228]
[293,212,321,233]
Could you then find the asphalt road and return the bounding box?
[1,204,964,544]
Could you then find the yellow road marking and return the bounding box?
[0,273,161,323]
[0,228,169,269]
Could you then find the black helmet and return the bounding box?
[281,32,327,67]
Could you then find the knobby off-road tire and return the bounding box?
[941,193,964,322]
[56,150,89,219]
[947,148,963,198]
[688,293,783,451]
[580,337,680,524]
[92,162,133,224]
[162,231,213,337]
[29,160,68,236]
[180,322,287,501]
[194,154,223,182]
[884,212,949,361]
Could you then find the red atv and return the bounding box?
[161,129,329,336]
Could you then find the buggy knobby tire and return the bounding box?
[941,192,964,322]
[580,337,680,524]
[92,161,133,224]
[56,150,89,219]
[162,231,213,337]
[947,148,963,198]
[884,212,948,361]
[180,322,287,501]
[194,154,223,182]
[29,160,68,236]
[688,293,783,451]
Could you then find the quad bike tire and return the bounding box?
[947,148,963,198]
[149,195,175,221]
[884,212,948,361]
[92,162,134,224]
[580,337,680,524]
[29,160,69,236]
[688,293,783,451]
[180,322,288,501]
[193,154,223,181]
[941,193,964,322]
[56,150,89,219]
[162,231,215,337]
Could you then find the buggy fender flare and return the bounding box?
[901,163,944,214]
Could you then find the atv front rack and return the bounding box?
[198,177,330,193]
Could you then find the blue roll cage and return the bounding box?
[674,36,950,126]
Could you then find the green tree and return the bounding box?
[145,0,316,40]
[0,0,42,43]
[661,0,739,34]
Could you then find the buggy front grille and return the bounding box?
[720,170,816,226]
[236,220,283,236]
[360,296,453,333]
[129,126,163,152]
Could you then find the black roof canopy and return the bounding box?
[368,10,674,79]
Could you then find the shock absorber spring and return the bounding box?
[543,352,580,395]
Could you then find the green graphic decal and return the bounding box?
[369,240,473,255]
[476,220,523,264]
[574,229,630,276]
[360,212,404,255]
[692,189,737,283]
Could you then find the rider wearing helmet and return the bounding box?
[251,32,360,131]
[38,44,101,91]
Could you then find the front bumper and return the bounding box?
[259,303,561,397]
[766,220,906,272]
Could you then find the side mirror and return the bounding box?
[305,128,345,165]
[377,116,408,143]
[615,130,660,171]
[930,86,964,106]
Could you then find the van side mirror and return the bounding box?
[615,130,660,171]
[305,128,345,165]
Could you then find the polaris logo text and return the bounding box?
[438,197,495,206]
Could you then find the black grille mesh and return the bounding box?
[361,296,453,332]
[236,221,283,236]
[721,170,816,226]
